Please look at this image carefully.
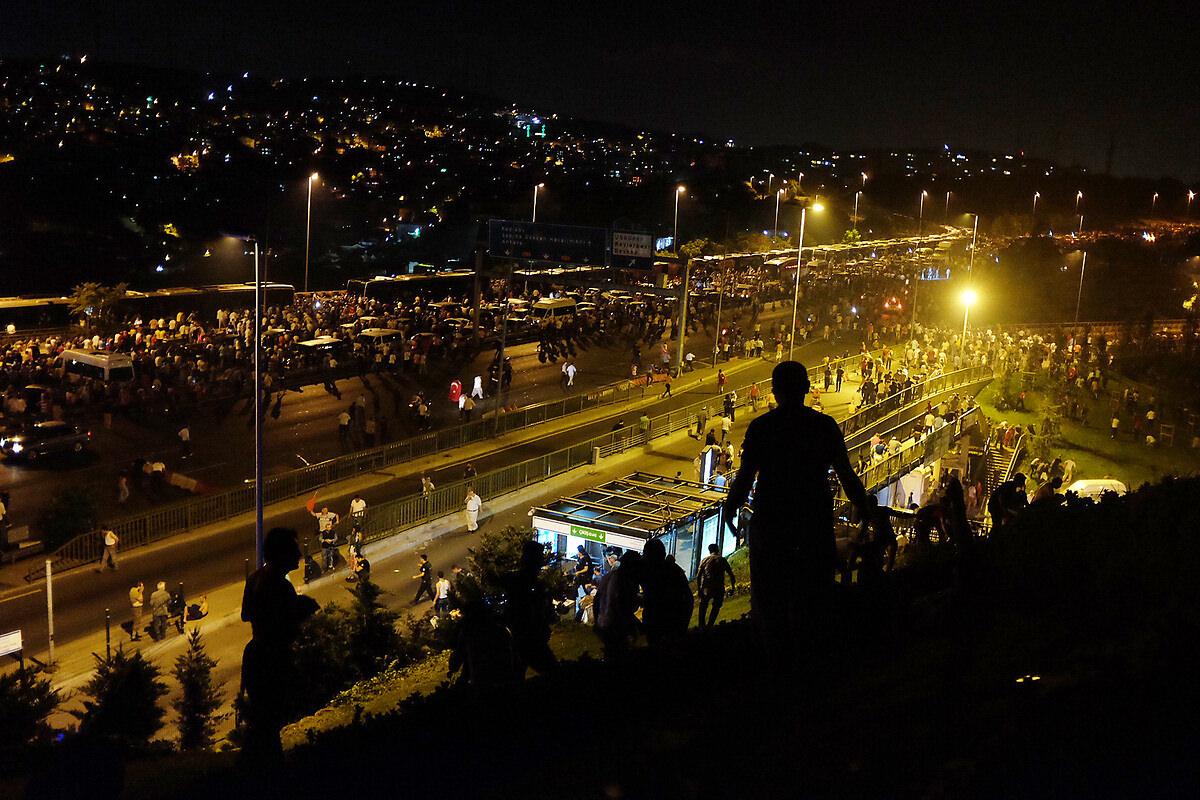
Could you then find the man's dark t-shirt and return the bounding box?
[735,404,847,551]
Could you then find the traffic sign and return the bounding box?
[612,231,654,259]
[0,629,22,658]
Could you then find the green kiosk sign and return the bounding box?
[569,525,607,544]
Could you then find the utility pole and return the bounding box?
[45,560,56,671]
[675,258,691,376]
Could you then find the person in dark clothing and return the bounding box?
[502,540,559,678]
[724,360,869,672]
[639,538,694,645]
[594,551,642,659]
[696,543,737,629]
[411,553,435,604]
[240,527,320,758]
[572,545,594,589]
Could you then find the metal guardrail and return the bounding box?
[23,345,936,580]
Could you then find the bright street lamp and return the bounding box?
[532,182,545,222]
[960,287,978,352]
[789,201,824,360]
[304,173,318,293]
[226,235,266,566]
[673,185,685,252]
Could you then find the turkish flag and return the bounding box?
[305,493,317,514]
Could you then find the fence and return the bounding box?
[27,346,989,580]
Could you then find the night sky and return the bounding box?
[4,1,1197,180]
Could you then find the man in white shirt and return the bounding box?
[312,507,340,570]
[98,528,119,571]
[471,375,484,400]
[464,489,482,532]
[348,494,367,520]
[434,571,452,615]
[178,424,192,459]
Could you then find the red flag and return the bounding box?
[305,493,317,514]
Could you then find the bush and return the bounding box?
[36,485,100,550]
[346,576,407,679]
[172,629,224,750]
[72,648,168,747]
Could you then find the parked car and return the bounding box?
[0,421,91,461]
[1064,478,1128,501]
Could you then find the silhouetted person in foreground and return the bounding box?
[502,540,559,678]
[724,360,869,672]
[594,550,642,658]
[240,527,320,759]
[639,537,694,645]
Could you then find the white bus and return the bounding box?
[58,350,136,382]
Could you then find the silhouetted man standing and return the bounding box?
[724,361,869,671]
[240,528,319,758]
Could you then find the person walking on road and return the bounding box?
[434,571,452,615]
[312,506,340,571]
[717,369,727,394]
[412,554,435,604]
[695,405,709,439]
[178,423,192,459]
[421,474,436,499]
[150,580,171,640]
[129,581,145,641]
[464,488,483,532]
[97,527,119,571]
[696,543,737,629]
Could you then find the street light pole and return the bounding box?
[253,240,264,567]
[968,213,979,276]
[945,190,951,220]
[1033,191,1040,216]
[789,204,816,361]
[1074,251,1087,324]
[304,173,317,293]
[673,185,684,252]
[774,189,782,239]
[1075,190,1083,214]
[1189,190,1196,216]
[532,183,544,222]
[918,190,927,236]
[1152,192,1159,211]
[675,258,690,377]
[853,191,861,232]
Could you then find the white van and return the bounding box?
[58,350,135,382]
[1065,479,1128,501]
[531,298,577,321]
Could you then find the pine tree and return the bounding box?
[0,668,60,758]
[72,647,168,747]
[172,628,225,750]
[347,575,403,679]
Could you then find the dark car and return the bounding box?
[0,421,91,461]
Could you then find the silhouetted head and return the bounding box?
[707,543,719,555]
[1051,476,1062,489]
[771,361,811,407]
[520,539,545,572]
[263,527,302,572]
[643,538,667,563]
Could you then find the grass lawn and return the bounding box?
[977,374,1200,488]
